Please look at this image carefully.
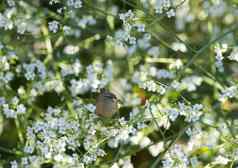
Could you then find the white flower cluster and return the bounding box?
[0,11,14,30]
[140,0,176,18]
[214,44,227,73]
[23,60,46,80]
[1,96,26,118]
[157,69,175,79]
[228,47,238,62]
[175,0,194,30]
[68,60,113,96]
[69,64,102,96]
[179,102,203,123]
[140,80,166,94]
[40,80,65,94]
[144,102,171,129]
[108,9,162,57]
[0,0,237,167]
[212,155,230,165]
[203,0,227,17]
[113,10,145,46]
[132,66,175,87]
[0,5,41,35]
[60,59,82,77]
[0,56,10,71]
[144,101,203,130]
[48,20,60,33]
[82,127,106,165]
[111,158,134,168]
[185,125,202,137]
[67,0,82,9]
[180,76,203,92]
[148,46,160,57]
[107,120,138,148]
[154,0,175,18]
[162,144,189,168]
[171,42,187,52]
[77,15,96,29]
[219,85,237,102]
[0,52,17,84]
[170,76,203,92]
[21,107,83,167]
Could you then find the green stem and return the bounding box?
[176,23,238,79]
[0,146,23,156]
[150,124,190,168]
[15,118,24,144]
[42,25,53,64]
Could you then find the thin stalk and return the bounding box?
[0,146,23,156]
[42,25,53,64]
[14,118,24,144]
[176,23,238,79]
[150,124,190,168]
[149,108,165,140]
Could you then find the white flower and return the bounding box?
[167,108,179,121]
[16,104,26,114]
[162,144,189,168]
[149,141,164,157]
[214,44,227,72]
[3,104,16,118]
[219,85,237,102]
[179,103,203,123]
[154,0,173,16]
[49,0,59,5]
[69,79,90,96]
[64,45,79,55]
[138,34,151,49]
[212,155,230,165]
[7,0,15,7]
[0,13,13,30]
[157,69,174,79]
[108,137,119,148]
[63,25,72,35]
[54,154,64,162]
[134,23,145,32]
[139,137,151,148]
[78,16,96,29]
[228,47,238,62]
[67,0,82,8]
[186,126,201,137]
[23,60,46,80]
[148,47,160,57]
[111,163,120,168]
[140,80,166,94]
[119,10,134,23]
[48,20,59,33]
[130,132,143,145]
[121,159,134,168]
[141,80,157,92]
[104,60,113,82]
[73,60,82,75]
[171,42,187,52]
[10,160,18,168]
[169,59,183,69]
[0,42,3,50]
[190,156,199,168]
[181,76,202,92]
[0,97,5,105]
[167,9,175,18]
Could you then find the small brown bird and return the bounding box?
[96,88,118,118]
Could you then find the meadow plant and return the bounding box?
[0,0,238,167]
